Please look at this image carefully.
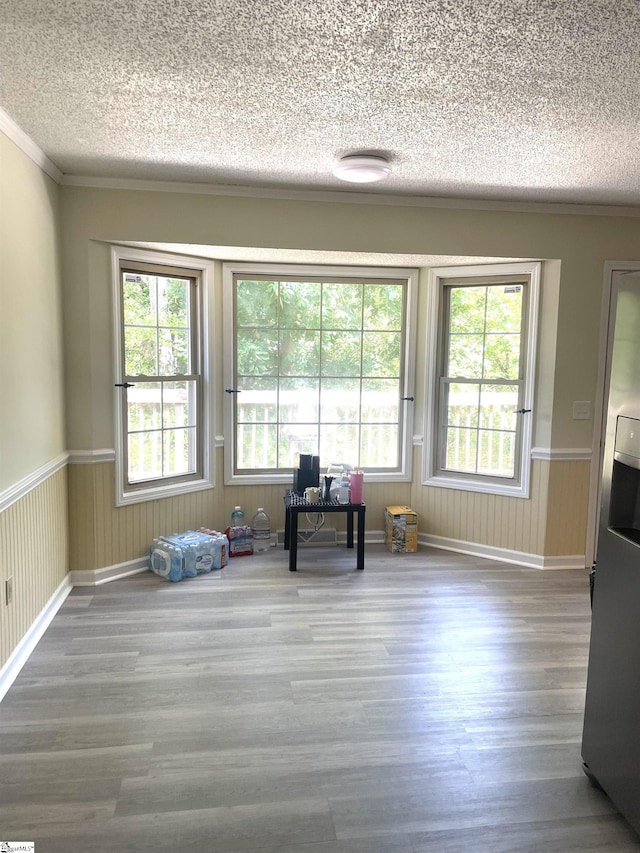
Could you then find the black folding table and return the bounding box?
[283,491,366,572]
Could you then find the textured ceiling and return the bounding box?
[2,0,640,205]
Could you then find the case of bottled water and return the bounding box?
[149,530,228,582]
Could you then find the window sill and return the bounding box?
[422,473,530,499]
[226,471,412,487]
[116,475,214,507]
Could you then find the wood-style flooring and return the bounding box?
[1,545,639,852]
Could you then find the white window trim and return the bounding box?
[422,261,541,499]
[222,262,418,486]
[111,245,216,506]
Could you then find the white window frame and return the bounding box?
[111,245,215,506]
[222,262,418,486]
[423,261,540,499]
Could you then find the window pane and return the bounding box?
[320,423,359,469]
[236,329,278,376]
[280,281,321,329]
[238,423,277,468]
[363,284,403,330]
[435,268,535,490]
[444,426,478,473]
[445,382,480,428]
[236,280,278,327]
[163,427,196,476]
[447,334,483,378]
[280,378,318,423]
[127,382,161,431]
[279,424,318,467]
[238,376,277,423]
[449,286,486,334]
[485,284,522,333]
[232,270,409,475]
[360,424,398,468]
[478,429,515,477]
[128,430,162,482]
[322,283,362,329]
[124,326,157,376]
[157,277,189,327]
[483,334,521,380]
[361,378,399,422]
[159,328,189,375]
[321,378,361,422]
[362,331,401,377]
[123,274,156,326]
[163,381,196,428]
[119,259,204,495]
[280,329,320,376]
[479,384,518,431]
[321,331,362,377]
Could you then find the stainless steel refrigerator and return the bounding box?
[582,270,640,832]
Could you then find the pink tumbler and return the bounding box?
[349,469,364,504]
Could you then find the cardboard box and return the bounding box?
[385,505,418,553]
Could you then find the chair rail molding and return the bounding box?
[67,449,116,464]
[530,447,593,461]
[0,452,69,513]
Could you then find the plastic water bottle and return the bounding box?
[231,506,245,526]
[251,508,271,552]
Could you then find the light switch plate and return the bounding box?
[573,401,591,420]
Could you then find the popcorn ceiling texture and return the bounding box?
[1,0,640,203]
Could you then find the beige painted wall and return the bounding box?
[0,132,69,670]
[60,185,640,451]
[58,184,640,569]
[0,134,66,491]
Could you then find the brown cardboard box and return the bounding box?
[385,505,418,553]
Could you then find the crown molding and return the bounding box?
[61,174,640,218]
[3,101,640,217]
[0,106,63,184]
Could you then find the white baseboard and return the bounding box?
[1,559,149,703]
[69,556,149,586]
[0,532,586,706]
[0,576,72,703]
[419,533,587,570]
[336,529,386,544]
[293,529,585,567]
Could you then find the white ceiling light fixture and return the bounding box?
[333,154,392,183]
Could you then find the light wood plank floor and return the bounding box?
[2,545,640,852]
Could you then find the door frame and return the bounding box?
[587,261,640,565]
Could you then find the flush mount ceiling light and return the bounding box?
[333,154,392,183]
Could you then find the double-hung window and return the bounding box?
[223,263,417,484]
[112,247,214,505]
[424,262,540,498]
